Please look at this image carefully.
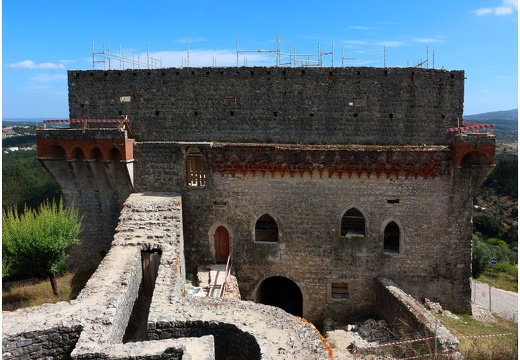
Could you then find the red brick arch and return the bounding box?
[452,144,495,168]
[37,138,133,162]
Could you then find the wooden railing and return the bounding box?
[219,254,233,298]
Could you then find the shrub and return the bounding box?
[3,199,82,296]
[494,261,518,276]
[472,236,491,278]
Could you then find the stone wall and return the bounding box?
[375,277,462,358]
[2,324,83,359]
[22,65,495,358]
[131,139,492,323]
[3,193,331,360]
[68,67,464,145]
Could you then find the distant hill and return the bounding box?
[3,118,59,123]
[464,109,517,141]
[465,109,517,121]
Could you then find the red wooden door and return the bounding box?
[214,226,230,263]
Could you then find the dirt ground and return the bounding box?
[324,304,497,360]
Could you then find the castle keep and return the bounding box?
[4,66,494,358]
[39,66,494,321]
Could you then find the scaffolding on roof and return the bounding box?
[92,40,162,70]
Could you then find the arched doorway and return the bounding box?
[214,226,230,263]
[256,276,303,317]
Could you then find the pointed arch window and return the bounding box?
[255,214,279,242]
[384,222,400,254]
[341,208,366,237]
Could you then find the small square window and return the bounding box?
[331,283,349,300]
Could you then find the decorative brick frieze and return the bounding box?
[210,144,452,179]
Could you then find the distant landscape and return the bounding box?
[464,109,518,141]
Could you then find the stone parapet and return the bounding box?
[375,277,462,358]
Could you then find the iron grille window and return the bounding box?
[186,154,206,186]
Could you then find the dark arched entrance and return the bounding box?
[257,276,303,317]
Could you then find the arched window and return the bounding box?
[255,214,279,242]
[384,222,400,254]
[186,152,206,186]
[341,208,366,237]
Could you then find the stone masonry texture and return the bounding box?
[17,65,496,358]
[3,193,331,359]
[68,67,464,145]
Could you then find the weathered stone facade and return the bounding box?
[50,66,494,320]
[68,67,463,146]
[62,66,492,320]
[8,65,494,358]
[3,193,330,359]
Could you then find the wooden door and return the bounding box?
[214,226,230,263]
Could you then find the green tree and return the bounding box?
[484,155,517,197]
[473,214,503,238]
[472,236,491,278]
[2,200,82,296]
[2,151,61,212]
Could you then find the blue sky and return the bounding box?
[2,0,518,118]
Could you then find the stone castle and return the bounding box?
[3,66,495,359]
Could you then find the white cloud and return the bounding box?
[31,74,67,82]
[8,60,65,69]
[474,0,517,15]
[414,37,445,44]
[504,0,519,10]
[475,8,494,15]
[376,41,406,47]
[350,25,373,30]
[175,37,207,45]
[494,6,513,14]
